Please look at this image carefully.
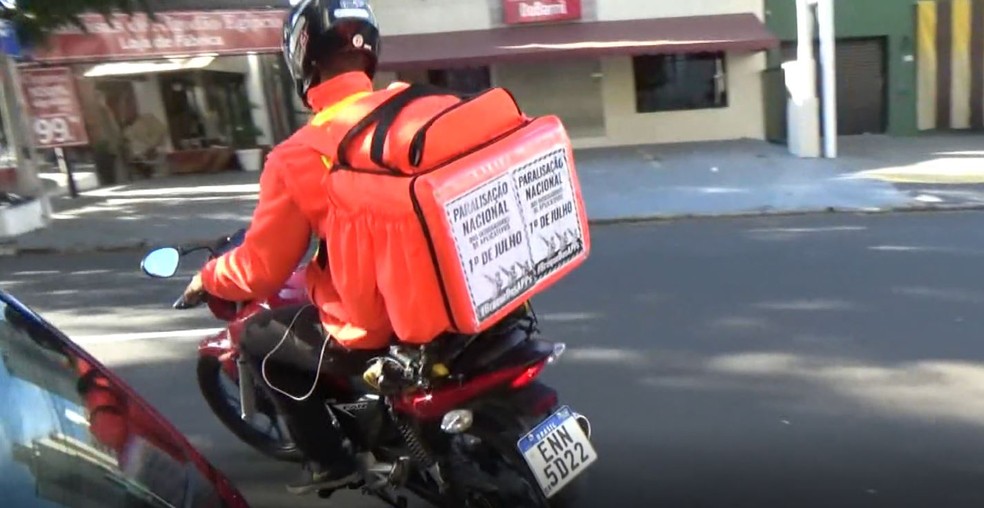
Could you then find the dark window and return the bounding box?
[633,52,728,113]
[427,67,492,94]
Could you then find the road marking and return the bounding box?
[72,327,224,345]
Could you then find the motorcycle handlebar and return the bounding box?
[173,228,246,260]
[172,292,208,310]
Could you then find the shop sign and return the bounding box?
[20,67,89,148]
[30,10,286,63]
[503,0,582,25]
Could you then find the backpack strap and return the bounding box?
[310,91,372,128]
[336,83,467,174]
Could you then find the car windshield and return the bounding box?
[0,298,223,508]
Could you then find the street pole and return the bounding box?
[817,0,838,158]
[0,50,48,213]
[54,147,77,198]
[785,0,821,158]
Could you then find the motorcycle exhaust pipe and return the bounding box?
[237,356,257,421]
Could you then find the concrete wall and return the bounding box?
[492,59,606,140]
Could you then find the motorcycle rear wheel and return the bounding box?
[449,409,583,508]
[196,355,305,463]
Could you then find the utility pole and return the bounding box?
[816,0,838,158]
[785,0,821,158]
[786,0,838,159]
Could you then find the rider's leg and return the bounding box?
[239,304,358,494]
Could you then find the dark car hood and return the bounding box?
[0,290,248,508]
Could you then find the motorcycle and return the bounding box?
[140,230,596,507]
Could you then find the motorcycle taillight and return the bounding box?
[510,361,547,389]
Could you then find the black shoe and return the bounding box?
[286,461,359,496]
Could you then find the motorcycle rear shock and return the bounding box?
[395,416,446,491]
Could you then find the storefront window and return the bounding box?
[633,52,728,113]
[395,67,491,94]
[158,75,209,150]
[427,67,491,94]
[159,71,256,151]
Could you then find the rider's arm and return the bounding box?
[199,160,311,302]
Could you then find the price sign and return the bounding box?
[35,117,76,145]
[20,67,89,148]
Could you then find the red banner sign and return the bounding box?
[20,67,89,148]
[503,0,582,25]
[31,10,286,63]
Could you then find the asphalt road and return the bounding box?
[6,211,984,507]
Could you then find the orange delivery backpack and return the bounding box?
[298,82,591,340]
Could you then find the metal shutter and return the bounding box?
[835,38,887,135]
[778,37,887,136]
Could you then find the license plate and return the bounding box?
[517,406,597,498]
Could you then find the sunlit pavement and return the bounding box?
[6,211,984,507]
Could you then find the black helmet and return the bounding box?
[283,0,381,108]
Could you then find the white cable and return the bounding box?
[260,305,330,402]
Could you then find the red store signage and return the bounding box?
[20,67,90,148]
[31,10,286,63]
[503,0,582,25]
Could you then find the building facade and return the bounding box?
[763,0,921,141]
[365,0,778,149]
[914,0,984,131]
[16,0,779,185]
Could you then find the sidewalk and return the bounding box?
[580,133,984,221]
[6,133,984,254]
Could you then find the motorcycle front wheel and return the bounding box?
[196,355,305,463]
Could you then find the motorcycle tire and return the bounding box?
[196,355,305,463]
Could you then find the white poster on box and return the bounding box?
[510,146,584,278]
[443,145,585,322]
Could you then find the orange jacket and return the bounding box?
[200,72,399,349]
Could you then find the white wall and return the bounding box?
[492,59,606,139]
[372,0,492,35]
[586,52,767,148]
[597,0,764,21]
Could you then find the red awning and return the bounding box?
[379,13,778,71]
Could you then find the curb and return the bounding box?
[7,201,984,256]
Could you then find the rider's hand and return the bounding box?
[181,272,207,306]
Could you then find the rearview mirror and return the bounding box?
[141,247,181,278]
